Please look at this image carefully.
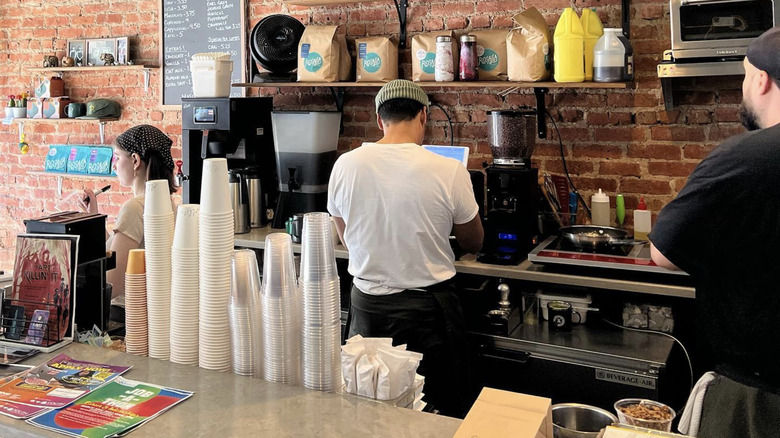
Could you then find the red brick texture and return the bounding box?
[0,0,745,266]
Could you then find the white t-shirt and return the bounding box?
[327,142,479,296]
[106,195,145,308]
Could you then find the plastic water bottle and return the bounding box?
[554,8,585,83]
[593,28,625,83]
[581,8,603,81]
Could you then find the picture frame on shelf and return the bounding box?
[115,37,129,65]
[86,38,116,67]
[66,40,86,67]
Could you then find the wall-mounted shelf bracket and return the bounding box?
[393,0,409,49]
[534,87,548,139]
[329,87,346,133]
[98,121,107,143]
[143,68,152,92]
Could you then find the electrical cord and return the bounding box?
[602,318,694,395]
[545,109,592,219]
[430,102,454,146]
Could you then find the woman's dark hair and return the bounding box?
[117,144,178,194]
[377,98,425,124]
[142,149,178,194]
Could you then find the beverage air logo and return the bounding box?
[363,52,382,73]
[477,46,499,71]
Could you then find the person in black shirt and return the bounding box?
[651,27,780,437]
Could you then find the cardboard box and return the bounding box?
[34,77,65,98]
[44,96,70,119]
[453,388,553,438]
[26,97,44,119]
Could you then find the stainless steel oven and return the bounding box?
[670,0,779,59]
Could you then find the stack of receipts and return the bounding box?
[341,335,424,408]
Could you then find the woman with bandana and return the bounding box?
[82,125,177,321]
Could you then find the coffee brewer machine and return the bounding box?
[477,110,539,265]
[181,97,276,227]
[270,111,341,229]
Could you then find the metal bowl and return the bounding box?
[552,403,618,438]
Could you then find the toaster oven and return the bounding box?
[670,0,779,59]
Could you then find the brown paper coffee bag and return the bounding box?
[411,31,459,82]
[507,8,551,82]
[355,37,398,82]
[337,34,352,81]
[471,30,509,81]
[298,25,340,82]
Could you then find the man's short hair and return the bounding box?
[377,98,425,124]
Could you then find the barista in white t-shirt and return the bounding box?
[328,80,483,418]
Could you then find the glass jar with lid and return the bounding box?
[459,35,478,81]
[435,35,455,82]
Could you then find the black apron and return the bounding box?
[346,278,473,418]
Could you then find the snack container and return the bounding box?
[614,398,676,432]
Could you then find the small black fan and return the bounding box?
[250,14,305,82]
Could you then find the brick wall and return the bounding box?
[0,0,744,268]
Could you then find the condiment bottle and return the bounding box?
[591,188,610,226]
[615,194,625,227]
[435,36,455,82]
[634,196,651,240]
[459,35,478,81]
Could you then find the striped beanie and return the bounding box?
[375,79,430,113]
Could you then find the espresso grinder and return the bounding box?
[180,97,276,227]
[477,110,540,265]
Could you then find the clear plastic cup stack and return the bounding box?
[261,233,301,384]
[229,249,262,377]
[143,179,175,360]
[199,158,235,372]
[170,204,200,366]
[299,212,342,391]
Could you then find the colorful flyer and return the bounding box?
[28,377,193,438]
[0,399,49,419]
[0,365,50,419]
[0,354,131,409]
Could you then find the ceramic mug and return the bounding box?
[547,300,582,332]
[65,102,86,118]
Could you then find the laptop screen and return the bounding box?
[422,145,469,168]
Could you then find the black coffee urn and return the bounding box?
[477,109,540,265]
[181,97,276,226]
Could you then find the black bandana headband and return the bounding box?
[115,124,174,171]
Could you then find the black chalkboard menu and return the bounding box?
[160,0,246,106]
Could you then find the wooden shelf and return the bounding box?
[27,65,157,92]
[28,171,115,179]
[233,81,631,89]
[27,65,157,73]
[15,118,117,143]
[18,117,119,123]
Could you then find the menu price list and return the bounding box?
[162,0,243,104]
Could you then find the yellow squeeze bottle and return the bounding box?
[581,8,603,81]
[554,8,585,82]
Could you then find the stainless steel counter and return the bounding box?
[0,343,461,438]
[235,227,695,299]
